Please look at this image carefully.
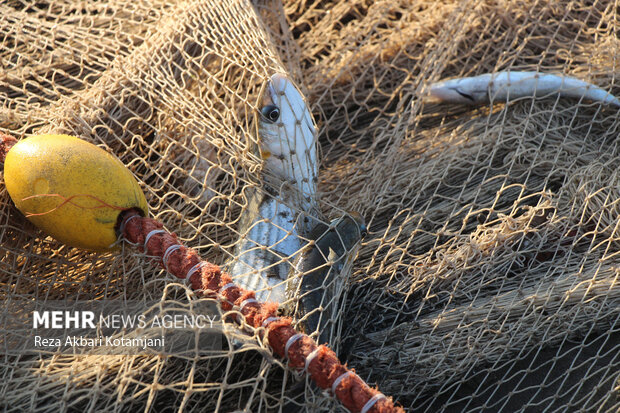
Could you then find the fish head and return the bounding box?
[257,73,318,205]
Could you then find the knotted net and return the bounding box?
[1,0,619,411]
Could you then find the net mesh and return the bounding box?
[1,0,619,411]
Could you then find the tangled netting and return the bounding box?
[1,0,619,412]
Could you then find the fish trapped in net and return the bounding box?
[428,71,620,106]
[227,73,320,304]
[228,73,366,346]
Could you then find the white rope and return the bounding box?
[185,261,206,282]
[284,333,304,359]
[262,316,280,327]
[117,214,140,245]
[162,244,182,271]
[219,283,237,293]
[331,371,354,394]
[144,229,166,250]
[361,393,387,413]
[239,298,258,311]
[304,347,320,373]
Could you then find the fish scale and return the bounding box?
[230,188,318,303]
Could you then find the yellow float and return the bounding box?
[3,134,147,251]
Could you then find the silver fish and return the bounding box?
[428,71,620,107]
[229,73,320,303]
[286,212,366,346]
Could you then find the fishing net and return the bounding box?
[1,0,619,411]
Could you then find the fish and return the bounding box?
[286,212,367,346]
[428,71,620,107]
[228,73,320,303]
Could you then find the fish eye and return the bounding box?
[261,105,280,123]
[360,224,368,239]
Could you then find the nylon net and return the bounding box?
[1,0,619,411]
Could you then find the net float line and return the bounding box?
[120,210,403,413]
[0,135,401,412]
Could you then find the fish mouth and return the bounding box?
[263,73,288,107]
[263,73,308,109]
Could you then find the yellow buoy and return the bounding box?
[4,134,148,251]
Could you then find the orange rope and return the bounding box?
[121,211,403,413]
[0,132,17,163]
[20,193,129,217]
